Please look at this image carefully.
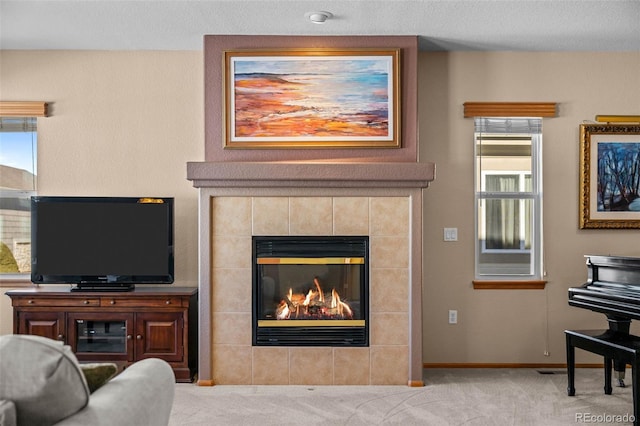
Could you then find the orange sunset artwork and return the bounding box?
[229,55,394,142]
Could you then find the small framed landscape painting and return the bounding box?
[579,123,640,229]
[223,48,400,149]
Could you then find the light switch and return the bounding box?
[443,227,458,241]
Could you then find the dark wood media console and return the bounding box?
[6,286,197,383]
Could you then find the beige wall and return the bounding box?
[0,51,203,334]
[2,50,640,366]
[420,51,640,365]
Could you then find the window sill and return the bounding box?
[472,280,547,290]
[0,276,33,288]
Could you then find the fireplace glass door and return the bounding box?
[253,236,368,346]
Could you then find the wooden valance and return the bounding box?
[0,101,48,117]
[464,102,556,118]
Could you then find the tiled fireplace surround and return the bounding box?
[187,162,435,386]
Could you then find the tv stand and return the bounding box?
[71,283,135,292]
[5,286,197,382]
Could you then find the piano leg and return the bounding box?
[615,369,626,387]
[604,357,613,394]
[633,361,639,426]
[566,332,576,396]
[607,317,631,387]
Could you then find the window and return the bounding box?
[0,117,37,279]
[474,117,542,280]
[481,171,531,252]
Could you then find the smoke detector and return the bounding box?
[305,11,333,24]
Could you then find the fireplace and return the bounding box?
[253,236,368,347]
[186,35,434,386]
[187,161,434,385]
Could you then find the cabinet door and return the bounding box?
[17,311,65,341]
[68,312,135,362]
[135,312,183,362]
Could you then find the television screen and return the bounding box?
[31,196,174,291]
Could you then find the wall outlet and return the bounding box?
[444,227,458,241]
[448,310,458,324]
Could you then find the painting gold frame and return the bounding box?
[579,123,640,229]
[223,48,401,149]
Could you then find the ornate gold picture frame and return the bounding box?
[223,48,400,149]
[579,123,640,229]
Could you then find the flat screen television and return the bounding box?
[31,196,174,291]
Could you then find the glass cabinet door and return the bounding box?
[67,312,134,361]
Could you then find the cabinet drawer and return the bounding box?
[100,297,184,308]
[13,297,100,307]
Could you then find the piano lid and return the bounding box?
[569,255,640,322]
[585,255,640,269]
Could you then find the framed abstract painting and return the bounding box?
[223,48,400,149]
[579,123,640,228]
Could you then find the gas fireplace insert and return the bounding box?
[252,236,369,347]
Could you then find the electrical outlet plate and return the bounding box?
[448,309,457,324]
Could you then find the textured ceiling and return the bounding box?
[1,0,639,51]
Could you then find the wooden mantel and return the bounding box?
[187,161,436,189]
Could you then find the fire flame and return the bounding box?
[276,301,290,320]
[314,277,324,303]
[331,288,353,317]
[275,276,353,320]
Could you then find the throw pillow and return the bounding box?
[80,363,118,393]
[0,334,90,425]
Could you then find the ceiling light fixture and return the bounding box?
[305,11,333,24]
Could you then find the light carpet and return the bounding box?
[169,368,635,425]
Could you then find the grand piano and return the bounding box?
[568,254,640,386]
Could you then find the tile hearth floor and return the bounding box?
[169,368,635,425]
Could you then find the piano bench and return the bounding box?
[565,329,640,425]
